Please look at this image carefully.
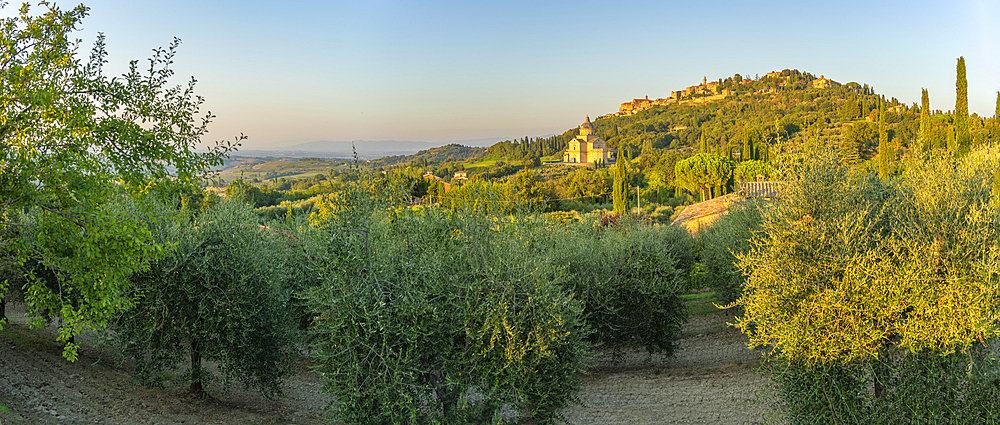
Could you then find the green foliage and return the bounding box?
[772,347,1000,425]
[700,199,764,305]
[550,219,691,355]
[14,193,159,361]
[612,158,630,214]
[920,88,931,150]
[735,146,1000,422]
[955,57,970,155]
[741,127,763,161]
[993,167,1000,202]
[877,100,891,178]
[370,143,488,168]
[114,201,296,397]
[558,168,610,204]
[510,169,554,211]
[994,91,1000,121]
[442,174,552,215]
[737,146,1000,423]
[734,160,772,182]
[769,359,866,424]
[674,153,734,201]
[842,121,878,161]
[304,178,586,424]
[0,2,236,359]
[736,147,1000,364]
[485,135,570,162]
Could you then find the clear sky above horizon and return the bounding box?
[5,1,998,149]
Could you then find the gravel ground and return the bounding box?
[563,306,785,424]
[0,299,785,424]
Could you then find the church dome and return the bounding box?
[579,116,594,136]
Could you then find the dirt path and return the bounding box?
[0,302,332,425]
[0,298,784,424]
[562,303,784,424]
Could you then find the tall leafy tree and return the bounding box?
[920,88,931,150]
[0,2,237,359]
[510,169,552,211]
[674,153,734,202]
[559,168,610,203]
[613,155,630,214]
[955,56,970,155]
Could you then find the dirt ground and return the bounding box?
[0,298,784,424]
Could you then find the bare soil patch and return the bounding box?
[0,298,784,424]
[563,303,785,424]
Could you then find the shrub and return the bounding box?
[304,175,587,424]
[700,199,764,305]
[551,218,690,356]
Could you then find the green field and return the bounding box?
[213,158,349,183]
[463,159,499,169]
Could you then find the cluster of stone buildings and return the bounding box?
[616,76,731,116]
[563,73,839,169]
[812,75,837,89]
[615,73,838,117]
[617,95,674,116]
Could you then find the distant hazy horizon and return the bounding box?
[5,0,997,150]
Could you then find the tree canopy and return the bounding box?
[0,2,237,359]
[674,153,734,202]
[115,201,296,398]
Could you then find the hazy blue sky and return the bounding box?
[5,1,999,149]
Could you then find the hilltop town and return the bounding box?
[613,71,839,116]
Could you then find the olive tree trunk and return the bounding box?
[190,339,204,396]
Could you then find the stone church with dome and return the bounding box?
[563,116,615,165]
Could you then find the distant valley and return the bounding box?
[236,137,511,160]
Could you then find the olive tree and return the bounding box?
[734,147,1000,422]
[114,201,295,398]
[550,218,691,356]
[304,174,588,424]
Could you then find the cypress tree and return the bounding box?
[700,130,709,154]
[612,155,629,214]
[878,99,891,178]
[920,89,931,150]
[994,91,1000,140]
[993,167,1000,201]
[956,56,971,155]
[742,128,754,162]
